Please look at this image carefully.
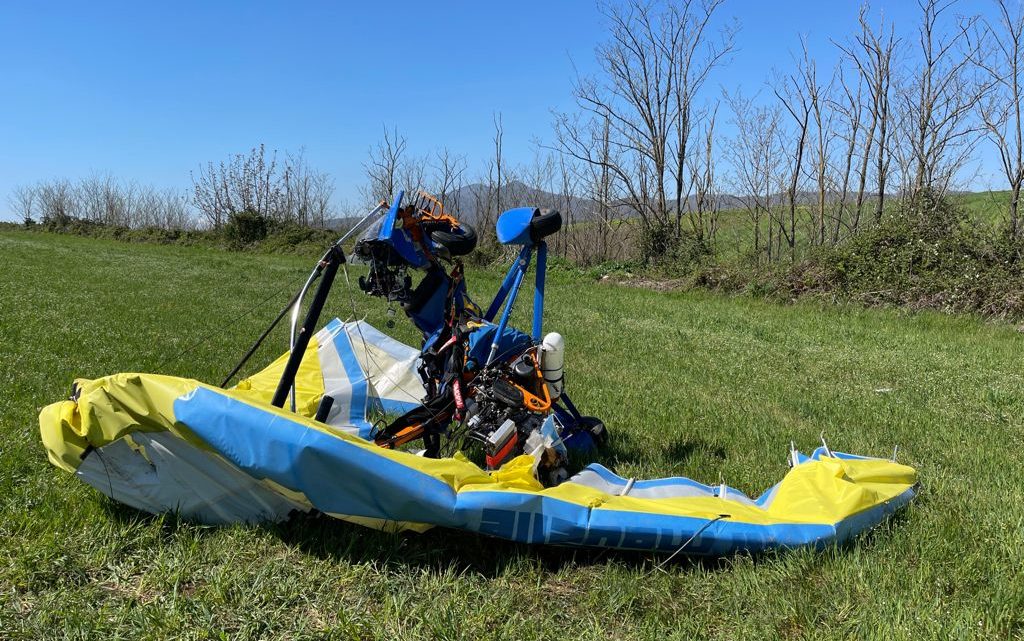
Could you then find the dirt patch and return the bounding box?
[598,274,685,292]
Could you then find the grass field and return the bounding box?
[677,189,1016,264]
[2,231,1023,639]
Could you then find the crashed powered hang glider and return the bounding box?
[38,192,917,555]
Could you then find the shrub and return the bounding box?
[223,210,269,248]
[799,188,1024,317]
[638,221,712,274]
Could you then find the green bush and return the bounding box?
[798,189,1024,317]
[638,221,712,274]
[223,210,269,248]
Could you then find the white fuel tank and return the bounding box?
[540,332,565,400]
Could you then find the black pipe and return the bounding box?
[271,245,345,408]
[314,395,334,422]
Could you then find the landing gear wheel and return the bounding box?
[431,223,477,256]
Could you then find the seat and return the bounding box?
[496,208,562,245]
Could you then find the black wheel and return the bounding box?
[431,223,477,256]
[529,209,562,241]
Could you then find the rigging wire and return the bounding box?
[151,272,308,379]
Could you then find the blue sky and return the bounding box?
[0,1,1008,220]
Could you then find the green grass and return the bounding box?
[2,230,1023,639]
[663,189,1016,264]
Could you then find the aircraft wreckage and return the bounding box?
[40,191,916,555]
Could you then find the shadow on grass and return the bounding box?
[97,489,737,579]
[599,429,727,472]
[269,509,737,578]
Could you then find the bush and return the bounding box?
[223,210,269,248]
[638,221,712,274]
[259,222,338,254]
[799,189,1024,317]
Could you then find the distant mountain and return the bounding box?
[446,180,599,225]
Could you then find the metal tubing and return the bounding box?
[271,245,345,408]
[485,255,529,366]
[484,250,526,322]
[531,241,547,341]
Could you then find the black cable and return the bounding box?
[219,285,306,388]
[151,275,305,377]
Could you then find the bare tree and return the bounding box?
[193,145,333,228]
[806,54,837,247]
[36,179,78,226]
[555,0,681,250]
[555,153,579,259]
[133,187,194,229]
[669,0,736,235]
[831,63,866,241]
[571,113,625,264]
[901,0,986,196]
[192,144,285,227]
[154,188,195,229]
[471,115,512,247]
[431,147,467,213]
[8,184,37,225]
[974,0,1024,236]
[687,106,721,245]
[836,4,899,224]
[78,174,140,227]
[554,0,733,261]
[283,150,335,227]
[724,90,785,263]
[363,126,408,205]
[774,41,815,261]
[493,113,505,217]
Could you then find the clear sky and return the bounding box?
[0,1,1009,220]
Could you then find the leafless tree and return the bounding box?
[900,0,986,196]
[363,126,408,205]
[830,63,866,241]
[134,187,194,229]
[555,0,682,239]
[8,184,37,224]
[686,105,721,244]
[836,4,899,224]
[724,90,785,263]
[193,145,334,228]
[192,144,284,227]
[570,113,626,264]
[669,0,736,235]
[281,151,335,227]
[431,147,467,213]
[555,153,579,259]
[36,179,78,226]
[471,115,513,247]
[78,174,140,227]
[974,0,1024,236]
[775,44,815,262]
[806,53,837,247]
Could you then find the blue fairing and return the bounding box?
[376,191,428,268]
[466,323,533,368]
[496,207,539,245]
